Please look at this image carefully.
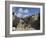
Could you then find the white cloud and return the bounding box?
[14,8,29,18]
[15,12,29,18]
[24,9,29,13]
[18,8,23,13]
[16,13,22,18]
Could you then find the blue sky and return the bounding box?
[12,7,40,18]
